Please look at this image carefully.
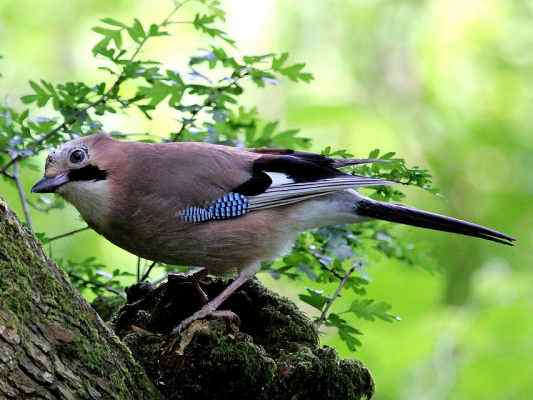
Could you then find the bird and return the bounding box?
[31,133,515,333]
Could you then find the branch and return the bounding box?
[140,261,158,282]
[311,249,344,280]
[46,226,90,243]
[12,159,32,229]
[314,264,358,329]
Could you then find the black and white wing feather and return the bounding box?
[178,150,390,223]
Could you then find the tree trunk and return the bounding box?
[0,198,159,399]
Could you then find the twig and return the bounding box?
[136,257,141,282]
[314,264,357,329]
[47,226,90,243]
[12,160,32,229]
[140,261,158,282]
[174,71,249,139]
[126,0,189,63]
[311,250,344,280]
[164,20,194,25]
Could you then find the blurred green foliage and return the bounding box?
[0,1,530,399]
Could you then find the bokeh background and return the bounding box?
[1,1,532,399]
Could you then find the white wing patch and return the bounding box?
[265,171,294,186]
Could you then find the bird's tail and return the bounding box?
[356,198,515,246]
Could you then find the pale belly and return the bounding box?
[101,207,300,275]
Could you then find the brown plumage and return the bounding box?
[31,133,515,332]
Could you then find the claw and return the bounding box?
[172,306,214,335]
[165,308,240,354]
[172,307,240,335]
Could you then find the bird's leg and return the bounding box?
[170,263,259,335]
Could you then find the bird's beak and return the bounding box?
[31,173,70,193]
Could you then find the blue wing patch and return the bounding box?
[178,192,249,223]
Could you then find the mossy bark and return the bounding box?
[114,273,375,399]
[0,199,159,399]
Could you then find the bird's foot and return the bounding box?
[165,306,239,353]
[171,305,240,336]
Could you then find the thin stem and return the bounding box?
[140,261,158,282]
[47,226,90,243]
[311,250,344,280]
[126,0,187,63]
[136,257,141,282]
[174,72,248,139]
[12,160,32,229]
[164,20,194,25]
[314,264,358,329]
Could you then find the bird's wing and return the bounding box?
[176,145,390,223]
[250,148,382,168]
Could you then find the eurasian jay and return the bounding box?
[31,133,515,332]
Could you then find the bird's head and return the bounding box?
[31,134,109,195]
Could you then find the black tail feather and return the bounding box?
[356,199,515,246]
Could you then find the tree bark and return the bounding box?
[0,198,159,399]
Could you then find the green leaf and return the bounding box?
[100,17,127,28]
[148,24,169,37]
[92,26,122,48]
[368,148,380,159]
[20,95,37,104]
[326,313,363,351]
[347,299,398,322]
[272,52,289,70]
[299,288,328,311]
[127,18,146,43]
[276,62,314,83]
[92,36,114,58]
[18,109,29,123]
[28,80,51,106]
[137,80,183,107]
[192,14,236,46]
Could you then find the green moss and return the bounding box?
[116,276,374,400]
[0,200,159,399]
[273,346,374,400]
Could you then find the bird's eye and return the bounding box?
[69,149,86,164]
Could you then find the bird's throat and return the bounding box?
[59,179,112,231]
